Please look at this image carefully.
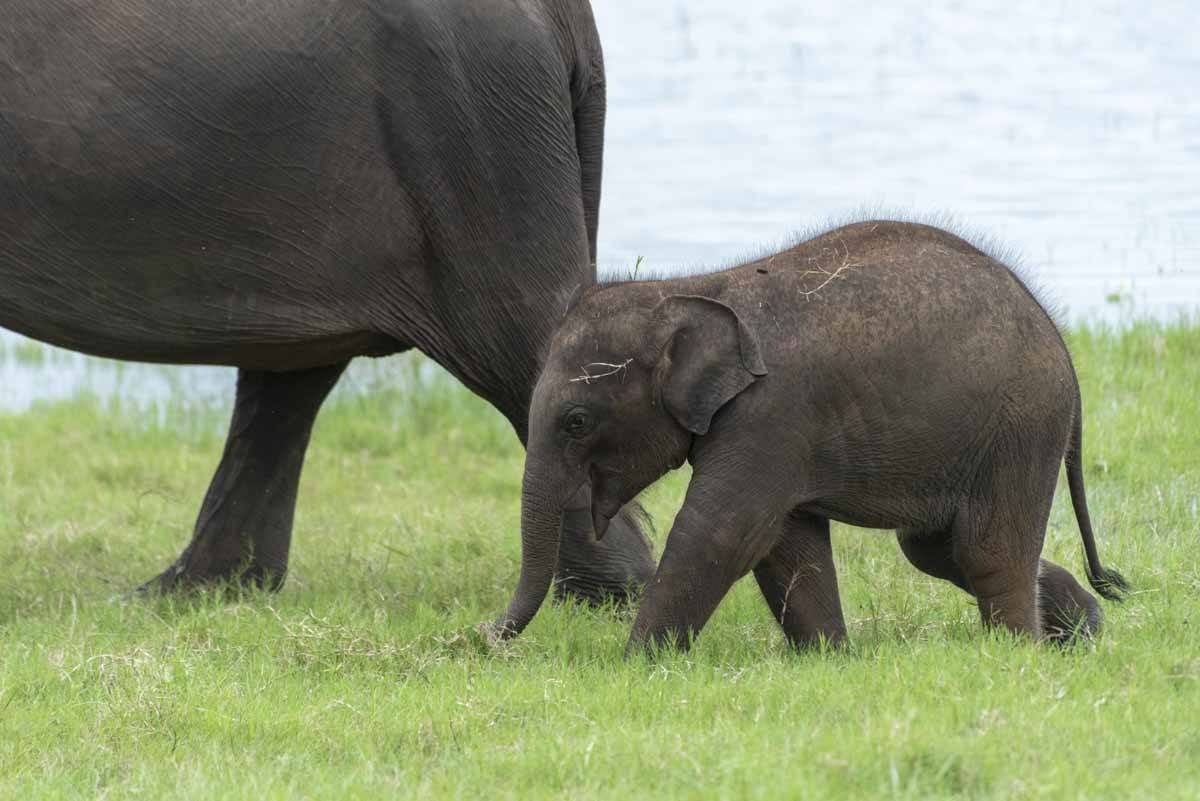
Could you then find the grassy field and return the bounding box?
[1,322,1198,800]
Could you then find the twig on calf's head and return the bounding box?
[569,359,633,384]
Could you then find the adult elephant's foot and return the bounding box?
[139,516,287,594]
[553,494,656,606]
[1038,560,1103,644]
[139,362,348,594]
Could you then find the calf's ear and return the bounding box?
[651,295,767,435]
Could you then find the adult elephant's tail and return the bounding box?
[1065,395,1129,602]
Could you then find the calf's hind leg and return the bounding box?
[901,423,1073,641]
[898,529,1101,642]
[142,361,348,592]
[753,511,847,649]
[902,515,1041,640]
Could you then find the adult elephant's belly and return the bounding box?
[0,155,409,373]
[0,1,410,369]
[0,185,404,370]
[0,266,393,372]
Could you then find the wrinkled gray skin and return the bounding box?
[0,0,654,601]
[496,220,1128,652]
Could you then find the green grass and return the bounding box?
[1,322,1198,800]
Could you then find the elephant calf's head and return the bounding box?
[492,286,767,639]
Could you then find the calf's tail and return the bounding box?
[1065,396,1129,602]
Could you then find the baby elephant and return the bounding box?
[494,220,1127,653]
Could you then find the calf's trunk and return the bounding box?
[492,461,579,639]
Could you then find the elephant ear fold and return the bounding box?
[651,295,767,435]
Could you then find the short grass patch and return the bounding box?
[1,322,1198,799]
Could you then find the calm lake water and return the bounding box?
[2,0,1197,412]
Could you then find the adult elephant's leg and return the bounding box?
[753,511,847,649]
[898,528,1101,643]
[554,485,655,605]
[142,361,348,592]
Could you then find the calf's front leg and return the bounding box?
[627,470,791,654]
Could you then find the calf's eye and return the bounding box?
[565,409,591,436]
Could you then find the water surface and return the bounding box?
[594,0,1199,316]
[2,0,1196,412]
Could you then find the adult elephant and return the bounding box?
[0,0,655,602]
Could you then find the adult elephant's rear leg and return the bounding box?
[142,362,348,592]
[555,493,655,605]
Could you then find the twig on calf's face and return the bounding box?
[569,359,633,385]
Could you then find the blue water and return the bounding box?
[593,0,1199,315]
[2,0,1197,412]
